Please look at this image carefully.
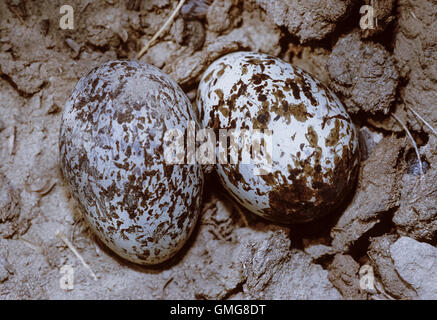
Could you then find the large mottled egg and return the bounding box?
[197,51,359,223]
[60,60,203,265]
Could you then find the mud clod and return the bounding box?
[327,32,399,115]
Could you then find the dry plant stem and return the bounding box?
[161,276,174,296]
[9,6,26,26]
[56,230,98,281]
[19,237,43,253]
[137,0,186,59]
[405,104,437,137]
[8,126,16,155]
[391,113,424,177]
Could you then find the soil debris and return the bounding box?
[327,31,399,115]
[331,136,403,252]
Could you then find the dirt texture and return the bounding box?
[328,254,366,300]
[256,0,354,43]
[393,145,437,242]
[390,236,437,299]
[367,234,417,299]
[0,0,436,300]
[330,135,403,252]
[240,227,341,299]
[327,31,399,115]
[392,0,437,133]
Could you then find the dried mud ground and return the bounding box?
[0,0,436,300]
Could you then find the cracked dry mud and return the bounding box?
[0,0,436,300]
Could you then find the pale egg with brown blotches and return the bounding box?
[60,60,203,265]
[197,51,360,223]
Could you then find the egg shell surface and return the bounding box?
[197,51,359,223]
[60,60,203,264]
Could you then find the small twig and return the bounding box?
[8,126,16,155]
[161,276,174,296]
[81,0,91,13]
[410,11,418,20]
[405,104,437,137]
[9,6,26,26]
[56,230,98,281]
[137,0,186,59]
[19,237,43,253]
[391,113,424,177]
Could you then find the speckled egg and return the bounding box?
[197,51,359,223]
[60,60,203,265]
